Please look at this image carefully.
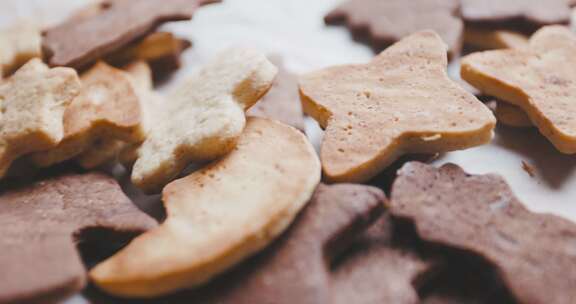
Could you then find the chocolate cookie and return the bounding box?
[388,162,576,304]
[43,0,218,69]
[0,173,157,304]
[461,0,571,32]
[331,214,432,304]
[324,0,463,56]
[248,55,305,131]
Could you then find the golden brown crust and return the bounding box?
[90,118,320,297]
[462,26,576,153]
[300,31,495,183]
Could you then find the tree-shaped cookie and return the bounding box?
[91,118,321,297]
[130,48,277,193]
[389,162,576,304]
[0,59,80,178]
[0,173,156,304]
[30,61,145,167]
[300,31,495,183]
[325,0,463,57]
[462,26,576,153]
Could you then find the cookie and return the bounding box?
[29,61,145,167]
[248,55,305,131]
[0,59,80,178]
[130,48,277,193]
[75,61,153,169]
[0,22,42,77]
[330,214,432,304]
[43,0,218,69]
[462,26,576,153]
[299,31,496,183]
[494,100,533,127]
[461,0,571,32]
[464,28,529,50]
[388,162,576,304]
[107,31,192,77]
[0,173,156,304]
[77,138,126,169]
[324,0,463,57]
[90,117,321,297]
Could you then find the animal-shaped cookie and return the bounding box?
[248,55,305,131]
[462,26,576,153]
[0,59,80,178]
[461,0,571,31]
[299,31,495,183]
[324,0,463,57]
[0,173,156,304]
[43,0,218,69]
[389,162,576,304]
[29,61,145,167]
[130,48,277,193]
[0,22,41,77]
[90,118,321,297]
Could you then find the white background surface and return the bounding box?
[2,0,576,303]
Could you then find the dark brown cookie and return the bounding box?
[388,162,576,304]
[331,214,432,304]
[461,0,571,32]
[0,173,157,304]
[324,0,463,56]
[87,183,418,303]
[248,55,305,131]
[43,0,218,69]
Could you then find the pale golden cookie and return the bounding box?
[299,31,495,183]
[130,48,277,193]
[0,23,42,77]
[0,59,80,178]
[462,26,576,153]
[464,27,529,50]
[76,61,153,169]
[30,61,145,167]
[90,117,321,297]
[108,32,190,66]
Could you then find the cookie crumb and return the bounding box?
[521,160,535,178]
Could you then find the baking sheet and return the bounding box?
[2,0,576,303]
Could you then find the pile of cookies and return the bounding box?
[1,0,576,303]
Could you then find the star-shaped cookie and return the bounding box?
[0,173,156,304]
[462,26,576,153]
[299,31,495,183]
[0,59,80,178]
[325,0,463,57]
